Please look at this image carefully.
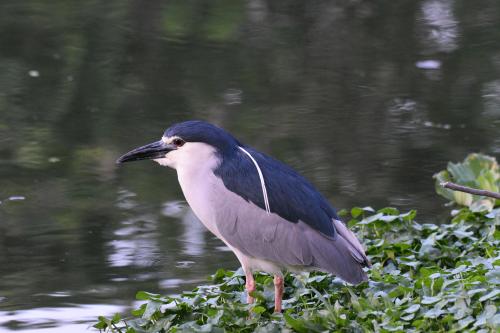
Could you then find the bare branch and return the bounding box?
[440,182,500,200]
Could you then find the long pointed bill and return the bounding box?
[116,140,176,164]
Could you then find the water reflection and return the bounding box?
[0,305,124,333]
[0,0,499,332]
[419,0,459,53]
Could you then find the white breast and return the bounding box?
[156,142,223,238]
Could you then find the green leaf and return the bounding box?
[424,307,445,319]
[351,207,364,218]
[136,291,160,300]
[404,304,420,314]
[485,267,500,284]
[252,306,266,314]
[421,296,441,305]
[478,289,500,302]
[457,316,475,330]
[358,213,384,225]
[143,300,162,319]
[454,191,473,206]
[377,207,400,215]
[283,313,308,333]
[470,199,494,213]
[434,153,500,209]
[474,304,497,327]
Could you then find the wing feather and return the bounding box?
[213,184,368,284]
[215,146,338,237]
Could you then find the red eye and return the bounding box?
[173,138,185,147]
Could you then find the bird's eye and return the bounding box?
[172,138,185,147]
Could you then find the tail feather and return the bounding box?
[305,220,369,285]
[333,219,371,267]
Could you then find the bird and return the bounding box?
[117,120,370,312]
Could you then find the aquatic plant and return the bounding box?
[434,153,499,212]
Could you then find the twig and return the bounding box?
[440,182,500,200]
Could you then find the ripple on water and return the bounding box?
[0,304,125,333]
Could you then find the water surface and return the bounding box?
[1,0,499,331]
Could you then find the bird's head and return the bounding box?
[117,120,241,169]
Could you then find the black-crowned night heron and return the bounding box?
[117,120,370,312]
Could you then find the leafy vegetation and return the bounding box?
[96,156,500,332]
[434,153,499,212]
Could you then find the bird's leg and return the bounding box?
[274,275,284,312]
[245,271,256,304]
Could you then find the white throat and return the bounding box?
[153,142,218,171]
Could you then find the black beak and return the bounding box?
[116,140,176,164]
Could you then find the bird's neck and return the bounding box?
[175,144,224,237]
[175,142,221,188]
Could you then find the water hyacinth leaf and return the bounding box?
[399,260,419,269]
[485,208,500,219]
[457,316,475,330]
[490,314,500,328]
[467,153,498,175]
[377,207,399,215]
[404,304,420,314]
[467,288,487,297]
[400,210,417,221]
[434,154,500,209]
[136,291,161,300]
[477,172,498,192]
[447,159,476,184]
[419,234,437,256]
[150,315,176,332]
[400,313,415,321]
[450,298,470,320]
[474,305,497,327]
[434,170,456,201]
[252,306,266,314]
[470,199,494,213]
[421,296,441,305]
[485,267,500,284]
[351,207,364,218]
[453,191,473,206]
[358,213,384,225]
[337,208,348,217]
[378,215,399,222]
[450,265,468,275]
[381,323,404,331]
[420,223,439,231]
[93,317,108,330]
[424,307,445,319]
[452,225,474,239]
[478,289,500,302]
[283,313,308,333]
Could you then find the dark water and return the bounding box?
[1,0,499,331]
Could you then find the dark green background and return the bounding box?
[0,0,499,331]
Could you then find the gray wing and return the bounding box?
[214,188,369,285]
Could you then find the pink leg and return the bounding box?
[245,271,256,304]
[274,275,284,312]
